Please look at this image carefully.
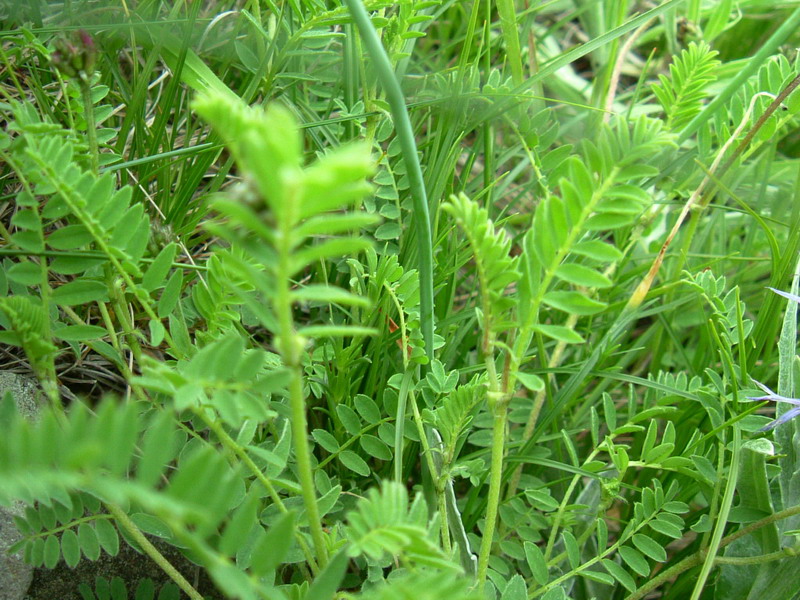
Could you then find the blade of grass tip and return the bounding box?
[343,0,435,362]
[776,254,800,533]
[678,6,800,143]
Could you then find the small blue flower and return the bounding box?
[747,380,800,431]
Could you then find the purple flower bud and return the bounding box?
[51,29,96,78]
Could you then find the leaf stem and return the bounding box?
[198,410,320,574]
[276,207,328,568]
[626,504,800,600]
[106,503,203,600]
[476,391,507,588]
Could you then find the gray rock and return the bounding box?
[0,502,31,600]
[0,372,42,422]
[0,372,42,600]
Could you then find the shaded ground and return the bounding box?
[26,535,219,599]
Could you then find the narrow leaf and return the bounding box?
[250,511,295,576]
[46,224,94,250]
[95,519,119,556]
[533,324,584,343]
[542,291,607,315]
[52,280,108,306]
[78,523,100,561]
[61,529,81,567]
[291,285,370,307]
[52,325,108,341]
[502,574,527,600]
[572,240,623,262]
[524,541,548,585]
[142,243,177,293]
[304,549,349,600]
[619,545,650,576]
[601,559,636,591]
[313,429,341,453]
[157,270,183,318]
[555,263,613,288]
[579,570,615,585]
[298,325,377,338]
[516,371,545,391]
[632,533,667,562]
[339,450,370,476]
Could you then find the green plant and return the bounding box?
[3,2,800,599]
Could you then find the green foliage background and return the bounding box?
[1,1,800,599]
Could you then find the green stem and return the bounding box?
[437,477,452,555]
[110,279,145,367]
[476,394,507,588]
[386,283,411,483]
[96,301,122,355]
[408,386,451,555]
[343,0,435,358]
[106,503,203,600]
[276,216,328,568]
[347,0,462,565]
[199,411,319,574]
[715,546,800,565]
[626,504,800,600]
[37,230,62,418]
[495,0,524,87]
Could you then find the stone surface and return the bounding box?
[0,372,42,600]
[0,372,216,598]
[0,372,42,421]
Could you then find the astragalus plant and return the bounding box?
[2,1,800,600]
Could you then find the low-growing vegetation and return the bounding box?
[1,1,800,599]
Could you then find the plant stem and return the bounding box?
[343,0,434,357]
[476,392,507,588]
[106,503,204,600]
[626,504,800,600]
[199,410,320,574]
[408,387,451,554]
[110,278,145,367]
[276,217,328,568]
[346,0,465,567]
[37,229,63,419]
[715,546,800,564]
[495,0,523,87]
